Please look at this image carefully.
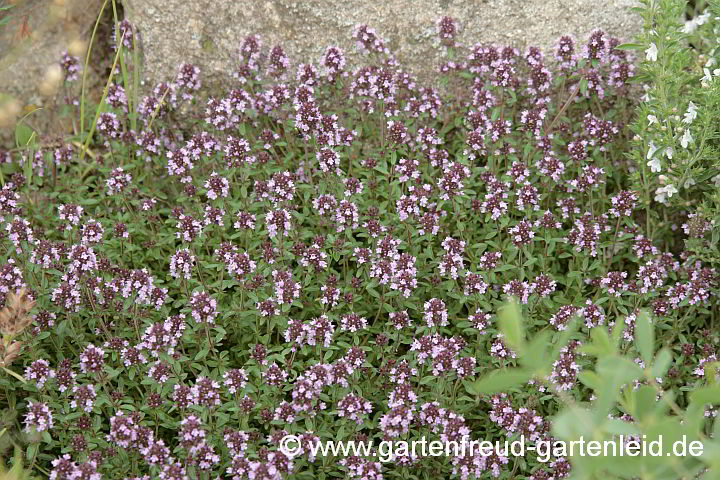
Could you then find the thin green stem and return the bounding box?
[79,0,110,151]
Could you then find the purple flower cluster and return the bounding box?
[6,18,719,480]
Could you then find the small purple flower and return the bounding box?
[323,46,346,82]
[114,19,136,50]
[71,384,97,412]
[223,369,249,395]
[107,411,138,448]
[170,248,195,280]
[204,172,230,200]
[265,208,293,238]
[106,84,128,111]
[189,291,217,324]
[437,16,457,46]
[176,214,203,243]
[337,393,373,425]
[352,24,389,54]
[80,218,104,245]
[555,35,577,70]
[106,167,131,195]
[267,45,291,78]
[583,29,608,62]
[25,359,55,389]
[424,298,448,328]
[340,313,368,333]
[508,220,535,247]
[192,376,222,407]
[96,112,121,139]
[79,344,105,373]
[179,414,206,449]
[60,51,81,82]
[24,401,53,432]
[176,63,201,99]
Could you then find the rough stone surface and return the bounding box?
[123,0,643,89]
[0,0,103,140]
[0,0,102,103]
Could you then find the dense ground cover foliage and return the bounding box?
[1,0,719,479]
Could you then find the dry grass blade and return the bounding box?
[0,288,36,337]
[0,340,24,368]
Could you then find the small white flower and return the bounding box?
[647,140,659,160]
[711,174,720,187]
[683,12,710,33]
[647,158,662,173]
[654,184,678,203]
[641,84,652,102]
[664,147,673,159]
[654,189,668,204]
[683,102,698,124]
[681,129,693,149]
[701,68,713,86]
[645,42,658,62]
[684,178,696,189]
[647,114,658,125]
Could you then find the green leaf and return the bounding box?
[702,441,720,470]
[15,123,34,148]
[613,42,647,50]
[635,310,654,365]
[651,348,673,378]
[549,316,579,360]
[579,77,589,96]
[367,287,380,298]
[685,397,707,435]
[689,386,720,406]
[26,443,38,461]
[604,417,641,436]
[593,356,644,420]
[577,370,602,390]
[581,327,615,358]
[465,368,533,395]
[195,348,209,361]
[611,315,625,348]
[520,330,552,372]
[2,367,25,383]
[497,300,525,354]
[631,385,659,422]
[705,362,720,385]
[552,405,597,440]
